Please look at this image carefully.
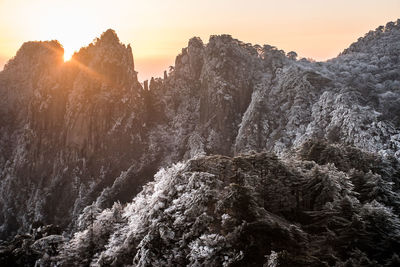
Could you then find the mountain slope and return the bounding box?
[43,143,400,266]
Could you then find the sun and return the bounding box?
[63,49,74,62]
[31,2,103,63]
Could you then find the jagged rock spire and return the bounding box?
[97,29,121,45]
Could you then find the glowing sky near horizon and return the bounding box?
[0,0,399,81]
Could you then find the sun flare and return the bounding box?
[63,49,74,61]
[27,1,104,63]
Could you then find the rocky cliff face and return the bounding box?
[0,20,400,266]
[0,30,153,239]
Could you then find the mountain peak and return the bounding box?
[96,29,121,46]
[3,40,63,71]
[69,29,138,87]
[188,36,204,49]
[340,18,400,55]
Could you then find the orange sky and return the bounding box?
[0,0,399,81]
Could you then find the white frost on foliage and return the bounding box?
[61,159,252,266]
[265,250,278,267]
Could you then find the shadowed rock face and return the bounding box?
[0,20,400,266]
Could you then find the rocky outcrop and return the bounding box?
[0,224,63,266]
[0,30,153,239]
[148,21,400,161]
